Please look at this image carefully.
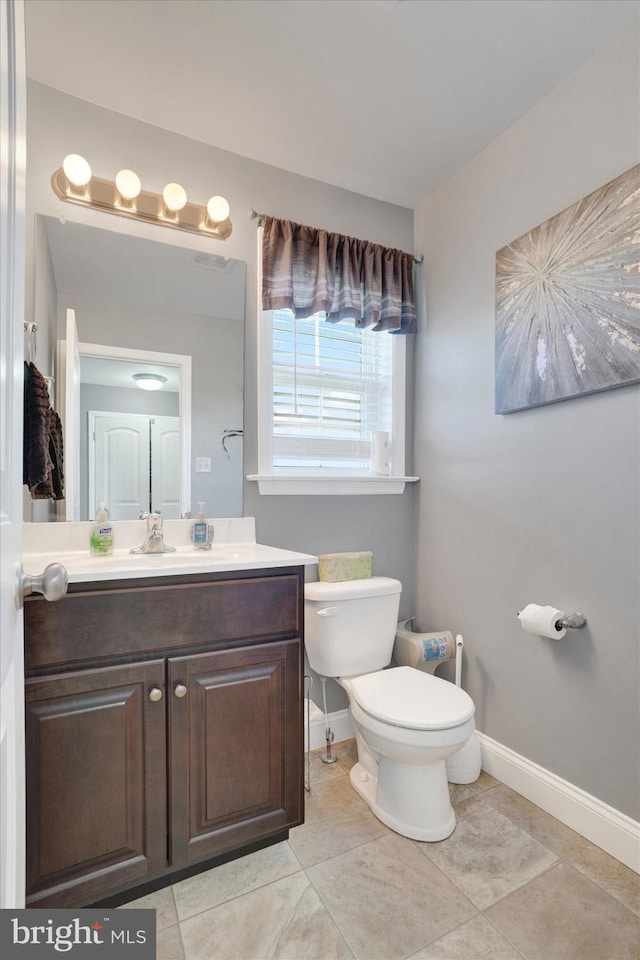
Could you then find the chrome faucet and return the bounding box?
[130,511,176,555]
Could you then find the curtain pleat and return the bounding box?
[262,216,416,334]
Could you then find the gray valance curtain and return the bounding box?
[261,215,417,334]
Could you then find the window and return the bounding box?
[272,309,393,471]
[252,308,414,495]
[250,224,417,495]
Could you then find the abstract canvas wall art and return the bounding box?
[495,164,640,414]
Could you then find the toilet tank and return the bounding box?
[304,577,402,678]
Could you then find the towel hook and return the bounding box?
[24,321,38,363]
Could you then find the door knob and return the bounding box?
[174,683,187,698]
[19,562,68,606]
[149,687,163,702]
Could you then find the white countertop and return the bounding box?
[22,517,317,583]
[21,544,317,583]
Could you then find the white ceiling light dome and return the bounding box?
[132,373,167,391]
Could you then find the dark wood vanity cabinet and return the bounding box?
[25,660,168,906]
[169,640,301,867]
[23,567,305,908]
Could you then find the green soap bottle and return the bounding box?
[90,502,114,556]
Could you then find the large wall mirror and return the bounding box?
[30,215,245,521]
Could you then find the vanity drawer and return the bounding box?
[24,569,303,671]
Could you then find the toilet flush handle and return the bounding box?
[316,607,338,617]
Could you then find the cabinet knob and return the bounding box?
[149,687,163,702]
[174,683,187,699]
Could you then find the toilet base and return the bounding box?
[349,761,456,842]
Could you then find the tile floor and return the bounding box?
[122,739,640,960]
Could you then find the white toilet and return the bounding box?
[304,577,476,841]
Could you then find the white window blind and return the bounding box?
[272,310,393,471]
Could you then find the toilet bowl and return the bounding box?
[304,577,477,841]
[342,667,475,840]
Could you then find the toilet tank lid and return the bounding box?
[305,576,402,601]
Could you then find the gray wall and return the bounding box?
[413,27,640,818]
[26,80,417,712]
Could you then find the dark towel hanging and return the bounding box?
[48,408,64,500]
[23,361,65,500]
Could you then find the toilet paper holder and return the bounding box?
[516,610,588,630]
[555,612,588,630]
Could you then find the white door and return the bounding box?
[151,416,180,518]
[56,307,81,520]
[91,412,151,520]
[0,0,26,909]
[89,412,180,520]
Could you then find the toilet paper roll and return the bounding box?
[517,603,567,640]
[394,630,456,668]
[371,431,390,476]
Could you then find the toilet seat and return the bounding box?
[349,666,475,731]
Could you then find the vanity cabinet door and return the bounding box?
[25,660,167,907]
[168,639,303,867]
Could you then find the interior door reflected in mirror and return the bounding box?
[31,216,245,521]
[80,342,190,522]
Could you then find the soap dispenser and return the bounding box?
[190,502,213,551]
[90,502,114,556]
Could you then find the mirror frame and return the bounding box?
[78,341,192,519]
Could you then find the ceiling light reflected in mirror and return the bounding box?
[132,373,168,391]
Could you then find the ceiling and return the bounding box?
[25,0,639,208]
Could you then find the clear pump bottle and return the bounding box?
[190,502,213,551]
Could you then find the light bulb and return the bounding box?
[162,182,187,212]
[115,169,141,200]
[206,195,230,222]
[62,154,92,188]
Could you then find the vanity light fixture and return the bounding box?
[52,155,232,240]
[133,373,167,391]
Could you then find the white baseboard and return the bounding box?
[477,732,640,874]
[305,702,355,751]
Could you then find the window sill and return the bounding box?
[246,475,419,496]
